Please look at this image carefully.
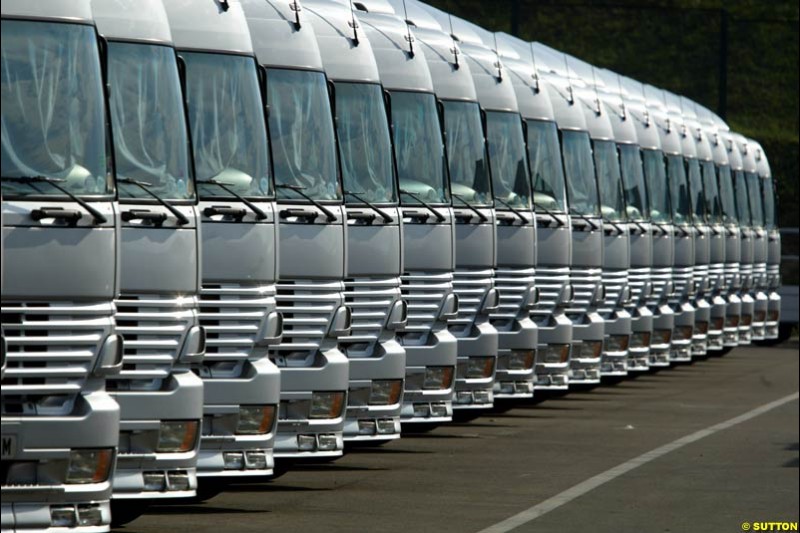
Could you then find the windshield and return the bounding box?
[267,68,339,202]
[1,20,111,197]
[687,158,705,223]
[336,83,396,204]
[183,52,271,200]
[390,91,448,205]
[763,177,776,229]
[701,161,723,224]
[718,165,737,225]
[642,149,670,223]
[666,154,692,224]
[593,140,626,221]
[486,111,530,209]
[109,43,192,201]
[442,101,491,206]
[733,170,750,226]
[561,130,600,216]
[745,172,764,228]
[618,144,648,221]
[528,120,567,212]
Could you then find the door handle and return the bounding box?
[31,207,82,224]
[204,206,247,220]
[121,209,168,225]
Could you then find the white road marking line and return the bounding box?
[477,391,800,533]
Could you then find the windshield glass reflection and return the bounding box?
[642,149,670,223]
[593,140,626,221]
[443,101,491,206]
[561,130,599,216]
[486,111,530,209]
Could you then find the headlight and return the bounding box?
[578,340,603,358]
[740,314,752,326]
[423,366,454,390]
[369,380,403,405]
[236,405,276,435]
[309,392,346,419]
[157,420,199,453]
[754,310,766,322]
[695,321,709,334]
[725,315,740,327]
[605,335,630,352]
[508,350,535,370]
[767,309,779,321]
[711,317,725,331]
[652,329,672,345]
[66,448,113,484]
[674,325,693,340]
[465,356,495,379]
[630,331,651,348]
[539,344,570,363]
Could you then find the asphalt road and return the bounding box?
[120,344,799,533]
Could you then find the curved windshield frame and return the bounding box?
[528,120,567,212]
[618,144,649,221]
[593,140,627,222]
[110,42,192,201]
[717,165,737,225]
[733,170,750,226]
[486,111,530,209]
[700,161,723,224]
[267,68,340,202]
[763,177,776,229]
[390,91,448,206]
[642,149,670,223]
[687,158,705,223]
[442,101,491,206]
[1,20,112,198]
[335,82,396,205]
[183,52,272,200]
[666,154,692,225]
[561,130,600,216]
[745,172,764,228]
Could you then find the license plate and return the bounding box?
[1,434,17,459]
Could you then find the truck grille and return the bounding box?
[739,263,754,291]
[399,271,453,346]
[767,263,780,290]
[599,269,628,318]
[109,294,198,390]
[531,266,570,324]
[340,276,401,356]
[566,267,602,317]
[272,279,344,361]
[693,264,709,298]
[448,268,494,337]
[708,262,726,295]
[647,266,674,309]
[753,262,768,290]
[669,266,695,306]
[491,267,535,331]
[628,267,650,307]
[199,283,276,378]
[1,300,115,415]
[724,263,740,295]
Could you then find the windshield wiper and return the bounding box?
[602,218,625,233]
[275,183,336,222]
[118,178,189,225]
[399,189,446,222]
[630,220,649,233]
[651,221,673,235]
[197,180,267,220]
[533,202,566,227]
[568,208,600,230]
[674,223,691,237]
[1,175,107,224]
[495,196,528,223]
[344,191,392,222]
[451,194,488,222]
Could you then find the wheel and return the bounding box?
[111,500,150,527]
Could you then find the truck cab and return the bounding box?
[304,0,407,442]
[356,5,459,426]
[1,1,121,529]
[240,0,350,460]
[94,0,206,511]
[163,0,283,481]
[495,33,575,390]
[533,43,606,385]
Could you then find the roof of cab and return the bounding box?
[304,0,380,82]
[731,132,757,173]
[92,0,172,44]
[2,0,93,23]
[750,139,771,179]
[494,33,556,122]
[573,87,615,141]
[241,0,324,70]
[163,0,252,54]
[719,130,744,171]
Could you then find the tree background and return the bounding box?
[425,0,799,231]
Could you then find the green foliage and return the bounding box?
[425,0,798,227]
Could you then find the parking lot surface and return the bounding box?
[120,344,799,533]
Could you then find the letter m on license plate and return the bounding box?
[1,434,17,458]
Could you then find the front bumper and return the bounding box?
[400,326,457,425]
[453,321,499,410]
[600,309,631,377]
[568,311,604,385]
[532,311,572,390]
[669,302,695,362]
[493,315,537,400]
[626,307,653,372]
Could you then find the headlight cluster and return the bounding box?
[652,329,672,345]
[236,405,276,435]
[369,380,403,405]
[740,314,752,326]
[725,315,740,328]
[629,331,651,349]
[539,344,570,364]
[156,420,199,453]
[578,341,603,359]
[695,321,709,334]
[605,335,630,352]
[507,350,535,370]
[66,448,113,484]
[309,392,346,419]
[465,356,495,379]
[423,366,454,390]
[711,317,725,331]
[674,325,694,340]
